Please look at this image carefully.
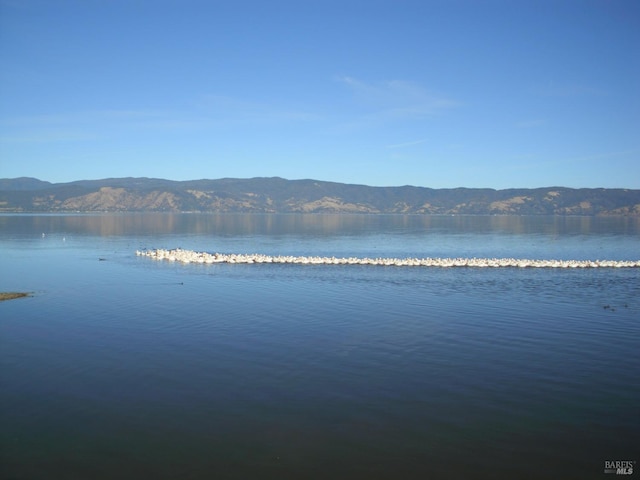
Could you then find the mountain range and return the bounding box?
[1,177,639,216]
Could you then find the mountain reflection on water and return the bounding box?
[2,212,639,238]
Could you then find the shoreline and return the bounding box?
[0,292,30,302]
[136,248,640,269]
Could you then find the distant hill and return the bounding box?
[1,177,639,215]
[0,177,52,191]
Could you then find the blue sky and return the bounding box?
[1,0,638,188]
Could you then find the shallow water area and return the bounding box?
[1,213,639,479]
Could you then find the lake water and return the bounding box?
[1,214,639,479]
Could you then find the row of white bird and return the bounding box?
[136,248,640,268]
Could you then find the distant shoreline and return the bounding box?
[0,211,639,218]
[2,177,639,216]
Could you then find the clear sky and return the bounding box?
[1,0,638,189]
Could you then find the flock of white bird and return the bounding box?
[136,248,640,268]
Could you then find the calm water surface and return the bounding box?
[1,214,639,479]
